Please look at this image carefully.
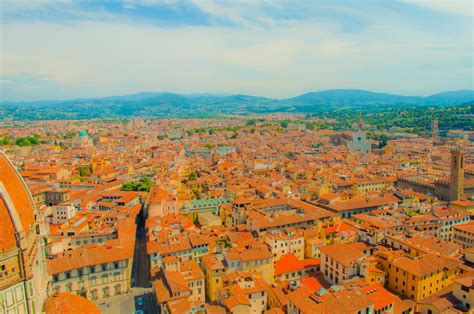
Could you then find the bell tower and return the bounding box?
[449,148,465,201]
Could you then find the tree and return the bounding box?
[121,177,152,192]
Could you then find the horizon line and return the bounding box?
[2,88,473,104]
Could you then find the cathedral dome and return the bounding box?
[78,130,88,137]
[0,151,36,253]
[44,293,100,314]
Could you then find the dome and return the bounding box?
[0,151,36,252]
[78,130,88,137]
[44,293,100,314]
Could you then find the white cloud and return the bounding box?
[0,1,472,101]
[403,0,474,16]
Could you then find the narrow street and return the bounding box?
[132,209,151,288]
[96,209,156,314]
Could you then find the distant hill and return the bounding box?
[1,89,473,120]
[289,89,421,105]
[427,90,474,102]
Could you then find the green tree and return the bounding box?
[188,172,198,181]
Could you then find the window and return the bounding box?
[65,272,71,279]
[114,284,121,295]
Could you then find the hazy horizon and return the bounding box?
[1,0,473,102]
[2,88,474,104]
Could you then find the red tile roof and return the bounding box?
[360,283,397,310]
[44,292,100,314]
[0,152,36,251]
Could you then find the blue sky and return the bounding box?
[1,0,472,101]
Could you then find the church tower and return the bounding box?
[449,148,465,201]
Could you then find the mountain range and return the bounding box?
[1,89,473,120]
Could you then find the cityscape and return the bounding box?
[1,1,473,314]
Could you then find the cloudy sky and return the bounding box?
[0,0,472,101]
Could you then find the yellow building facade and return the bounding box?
[376,252,460,301]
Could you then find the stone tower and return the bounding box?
[449,148,465,201]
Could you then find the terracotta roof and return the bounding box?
[223,293,251,309]
[319,242,369,267]
[275,254,320,276]
[0,152,36,252]
[43,292,100,314]
[47,217,136,274]
[391,253,462,277]
[0,198,16,252]
[453,221,474,233]
[360,283,397,310]
[299,277,323,293]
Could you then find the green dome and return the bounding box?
[79,130,88,137]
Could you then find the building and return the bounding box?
[264,229,305,261]
[376,251,461,301]
[432,207,470,241]
[417,275,473,313]
[319,242,371,285]
[153,258,205,313]
[451,199,474,217]
[201,254,228,302]
[47,217,136,301]
[286,286,375,314]
[434,149,470,202]
[225,243,274,285]
[0,151,49,313]
[43,292,100,314]
[360,283,398,314]
[52,203,77,225]
[399,149,474,201]
[452,222,474,248]
[347,115,372,154]
[274,254,320,282]
[77,130,92,147]
[450,148,466,202]
[218,273,268,314]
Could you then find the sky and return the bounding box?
[0,0,473,102]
